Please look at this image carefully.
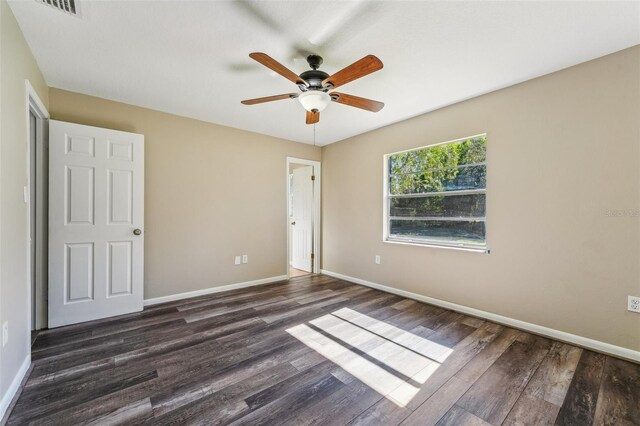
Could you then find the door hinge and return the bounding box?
[311,175,316,181]
[311,253,314,259]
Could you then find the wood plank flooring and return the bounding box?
[6,275,640,425]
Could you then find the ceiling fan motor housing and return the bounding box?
[299,69,329,90]
[299,54,329,90]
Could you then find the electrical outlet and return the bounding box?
[234,256,241,265]
[2,322,8,347]
[628,296,640,313]
[242,255,248,264]
[375,255,381,265]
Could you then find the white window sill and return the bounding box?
[384,238,490,254]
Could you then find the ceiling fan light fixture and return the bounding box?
[298,91,331,113]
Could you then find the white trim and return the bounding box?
[143,275,288,306]
[25,80,49,119]
[389,216,486,222]
[383,239,490,253]
[25,80,50,331]
[0,355,31,420]
[286,157,321,276]
[320,269,640,363]
[385,133,488,157]
[382,154,390,245]
[388,189,486,198]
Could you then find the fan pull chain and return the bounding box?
[313,123,316,147]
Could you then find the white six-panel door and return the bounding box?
[291,166,313,272]
[49,120,144,327]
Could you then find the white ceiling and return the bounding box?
[9,1,640,146]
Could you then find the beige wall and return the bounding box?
[0,0,49,401]
[48,88,321,300]
[322,46,640,352]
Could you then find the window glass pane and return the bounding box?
[389,136,486,176]
[389,164,486,194]
[390,193,485,218]
[389,219,486,246]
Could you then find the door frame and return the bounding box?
[25,80,49,331]
[286,157,321,277]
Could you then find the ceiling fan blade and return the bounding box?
[330,92,384,112]
[249,52,305,85]
[241,93,298,105]
[306,111,320,125]
[322,55,383,90]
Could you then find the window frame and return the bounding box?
[382,134,489,252]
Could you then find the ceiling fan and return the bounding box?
[241,53,384,124]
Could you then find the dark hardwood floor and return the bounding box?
[6,275,640,425]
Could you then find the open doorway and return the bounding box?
[287,157,320,278]
[26,82,49,339]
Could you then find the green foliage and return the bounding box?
[389,136,487,194]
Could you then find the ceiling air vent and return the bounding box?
[37,0,79,16]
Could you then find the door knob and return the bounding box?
[291,221,296,225]
[133,228,142,236]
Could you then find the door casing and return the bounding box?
[26,80,49,331]
[290,165,313,272]
[286,157,321,277]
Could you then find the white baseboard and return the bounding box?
[0,355,31,420]
[321,269,640,363]
[143,275,288,306]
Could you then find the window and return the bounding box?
[384,134,487,250]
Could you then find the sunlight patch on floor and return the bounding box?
[331,308,453,363]
[286,309,453,407]
[309,314,437,379]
